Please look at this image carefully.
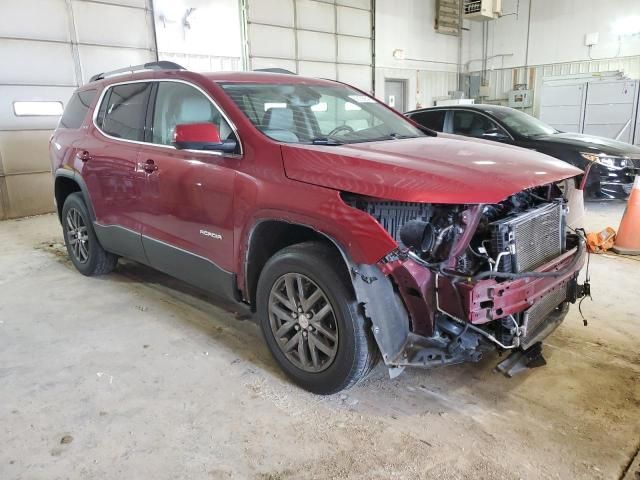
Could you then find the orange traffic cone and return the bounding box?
[612,176,640,255]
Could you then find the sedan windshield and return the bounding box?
[220,82,425,144]
[490,108,558,137]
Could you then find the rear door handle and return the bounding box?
[77,150,92,162]
[143,159,158,174]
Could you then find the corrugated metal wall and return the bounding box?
[0,0,157,219]
[373,67,458,111]
[243,0,373,92]
[469,55,640,116]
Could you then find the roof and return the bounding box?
[201,71,339,86]
[84,68,341,90]
[407,104,516,115]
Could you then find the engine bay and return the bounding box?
[343,183,588,375]
[344,182,567,278]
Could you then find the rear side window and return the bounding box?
[59,90,96,129]
[96,83,152,141]
[409,110,446,131]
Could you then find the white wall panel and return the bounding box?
[249,24,296,59]
[78,45,155,84]
[298,61,337,79]
[97,0,149,7]
[247,0,294,27]
[0,0,70,42]
[420,70,458,109]
[0,86,76,130]
[338,64,371,91]
[337,36,370,65]
[296,0,335,32]
[374,0,460,110]
[72,1,153,49]
[154,0,241,58]
[336,6,370,37]
[0,40,76,86]
[297,31,336,62]
[246,0,372,88]
[465,0,640,69]
[336,0,370,9]
[251,57,298,72]
[159,52,241,72]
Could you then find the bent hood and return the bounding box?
[281,136,581,204]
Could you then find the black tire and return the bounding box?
[256,242,378,394]
[61,192,118,276]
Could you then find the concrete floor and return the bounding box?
[1,203,638,480]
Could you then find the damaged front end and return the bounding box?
[343,182,590,378]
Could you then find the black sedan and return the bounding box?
[406,104,640,199]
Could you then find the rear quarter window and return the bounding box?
[409,110,446,131]
[59,90,96,129]
[96,83,152,141]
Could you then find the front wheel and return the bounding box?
[256,242,378,394]
[61,193,118,276]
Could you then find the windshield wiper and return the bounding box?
[310,137,345,145]
[388,133,420,139]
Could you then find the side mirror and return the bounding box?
[172,123,237,153]
[482,128,509,142]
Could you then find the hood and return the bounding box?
[533,132,640,156]
[281,136,581,204]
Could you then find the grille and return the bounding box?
[628,156,640,169]
[356,201,432,242]
[491,202,564,273]
[522,285,568,345]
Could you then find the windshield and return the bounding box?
[220,82,425,144]
[489,108,558,137]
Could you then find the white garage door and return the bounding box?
[244,0,373,92]
[539,83,587,134]
[583,80,639,144]
[0,0,157,219]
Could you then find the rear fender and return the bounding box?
[54,169,96,222]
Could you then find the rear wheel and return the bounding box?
[256,242,378,394]
[61,193,117,276]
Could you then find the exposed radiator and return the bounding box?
[491,202,565,273]
[521,284,568,347]
[354,201,432,242]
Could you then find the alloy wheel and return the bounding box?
[268,273,339,373]
[65,207,89,264]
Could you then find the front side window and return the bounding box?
[452,111,503,138]
[96,83,152,141]
[151,82,234,146]
[489,108,557,137]
[220,82,425,144]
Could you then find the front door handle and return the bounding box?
[143,159,158,174]
[77,150,92,162]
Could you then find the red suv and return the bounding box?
[50,62,589,394]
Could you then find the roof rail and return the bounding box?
[253,68,297,75]
[89,61,186,83]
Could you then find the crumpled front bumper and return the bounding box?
[438,240,587,325]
